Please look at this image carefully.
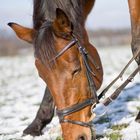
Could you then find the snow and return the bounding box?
[0,46,140,140]
[122,121,140,140]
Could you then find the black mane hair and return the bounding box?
[34,20,57,68]
[33,0,88,68]
[33,0,86,37]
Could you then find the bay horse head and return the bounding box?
[8,8,103,140]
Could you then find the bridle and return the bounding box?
[40,21,140,139]
[39,22,100,126]
[54,33,140,135]
[53,34,100,138]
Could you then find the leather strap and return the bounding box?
[56,98,95,121]
[76,41,99,103]
[61,119,93,127]
[53,38,78,60]
[102,64,140,106]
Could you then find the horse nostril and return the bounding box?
[78,135,87,140]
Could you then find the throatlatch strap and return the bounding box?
[76,41,99,103]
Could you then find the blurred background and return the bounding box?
[1,1,140,140]
[0,0,131,56]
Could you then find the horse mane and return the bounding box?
[34,20,57,68]
[33,0,86,68]
[33,0,85,37]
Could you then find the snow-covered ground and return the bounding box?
[0,46,140,140]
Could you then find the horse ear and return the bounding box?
[56,8,70,26]
[53,8,73,34]
[8,22,35,44]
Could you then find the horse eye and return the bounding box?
[72,67,81,76]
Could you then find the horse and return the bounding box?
[9,0,99,136]
[8,0,140,139]
[8,0,103,139]
[9,7,103,140]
